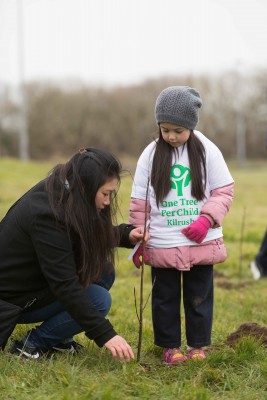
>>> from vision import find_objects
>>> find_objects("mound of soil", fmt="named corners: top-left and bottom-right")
top-left (225, 322), bottom-right (267, 347)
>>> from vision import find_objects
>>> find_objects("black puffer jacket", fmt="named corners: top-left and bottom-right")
top-left (0, 180), bottom-right (135, 347)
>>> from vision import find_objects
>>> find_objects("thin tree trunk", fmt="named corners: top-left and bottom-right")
top-left (137, 178), bottom-right (150, 363)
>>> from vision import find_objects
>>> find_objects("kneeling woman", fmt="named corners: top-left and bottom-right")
top-left (0, 147), bottom-right (144, 361)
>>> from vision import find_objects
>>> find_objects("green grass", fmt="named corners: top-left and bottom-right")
top-left (0, 157), bottom-right (267, 400)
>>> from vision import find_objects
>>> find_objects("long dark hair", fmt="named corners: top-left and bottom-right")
top-left (46, 147), bottom-right (121, 286)
top-left (151, 129), bottom-right (207, 207)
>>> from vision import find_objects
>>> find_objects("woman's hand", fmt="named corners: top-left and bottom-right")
top-left (129, 227), bottom-right (149, 245)
top-left (104, 335), bottom-right (134, 362)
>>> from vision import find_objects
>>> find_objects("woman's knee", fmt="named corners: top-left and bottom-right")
top-left (100, 288), bottom-right (112, 316)
top-left (85, 284), bottom-right (112, 316)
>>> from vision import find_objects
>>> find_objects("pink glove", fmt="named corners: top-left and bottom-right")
top-left (182, 216), bottom-right (211, 244)
top-left (133, 244), bottom-right (149, 269)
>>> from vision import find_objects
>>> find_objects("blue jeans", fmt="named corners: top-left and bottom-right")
top-left (18, 269), bottom-right (115, 351)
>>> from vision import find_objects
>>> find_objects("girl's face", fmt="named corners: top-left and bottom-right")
top-left (160, 122), bottom-right (190, 147)
top-left (95, 177), bottom-right (118, 211)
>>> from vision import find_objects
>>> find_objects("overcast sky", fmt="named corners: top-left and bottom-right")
top-left (0, 0), bottom-right (266, 87)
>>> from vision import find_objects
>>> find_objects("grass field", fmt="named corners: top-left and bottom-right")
top-left (0, 157), bottom-right (267, 400)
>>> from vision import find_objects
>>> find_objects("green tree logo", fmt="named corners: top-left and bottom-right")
top-left (170, 164), bottom-right (191, 196)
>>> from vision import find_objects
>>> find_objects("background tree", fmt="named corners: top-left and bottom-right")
top-left (0, 69), bottom-right (266, 161)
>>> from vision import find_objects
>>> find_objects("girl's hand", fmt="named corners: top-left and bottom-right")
top-left (129, 227), bottom-right (149, 245)
top-left (132, 244), bottom-right (149, 268)
top-left (182, 216), bottom-right (211, 243)
top-left (104, 335), bottom-right (134, 362)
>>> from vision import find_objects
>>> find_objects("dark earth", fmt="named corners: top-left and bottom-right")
top-left (225, 322), bottom-right (267, 347)
top-left (213, 269), bottom-right (267, 347)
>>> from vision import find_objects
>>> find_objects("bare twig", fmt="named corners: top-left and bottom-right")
top-left (134, 287), bottom-right (140, 323)
top-left (143, 276), bottom-right (156, 311)
top-left (136, 177), bottom-right (150, 363)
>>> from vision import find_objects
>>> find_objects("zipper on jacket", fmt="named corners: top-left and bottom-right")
top-left (24, 297), bottom-right (37, 309)
top-left (215, 239), bottom-right (221, 249)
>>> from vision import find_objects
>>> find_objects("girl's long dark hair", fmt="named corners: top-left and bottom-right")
top-left (46, 148), bottom-right (121, 286)
top-left (151, 129), bottom-right (207, 207)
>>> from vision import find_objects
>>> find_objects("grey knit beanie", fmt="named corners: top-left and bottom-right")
top-left (155, 86), bottom-right (202, 130)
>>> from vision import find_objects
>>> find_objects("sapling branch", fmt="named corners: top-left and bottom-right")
top-left (136, 177), bottom-right (150, 363)
top-left (134, 287), bottom-right (140, 323)
top-left (143, 277), bottom-right (156, 311)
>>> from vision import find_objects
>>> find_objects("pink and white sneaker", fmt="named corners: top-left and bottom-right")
top-left (187, 348), bottom-right (206, 361)
top-left (162, 348), bottom-right (188, 365)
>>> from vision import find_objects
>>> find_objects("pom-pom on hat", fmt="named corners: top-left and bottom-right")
top-left (155, 86), bottom-right (202, 130)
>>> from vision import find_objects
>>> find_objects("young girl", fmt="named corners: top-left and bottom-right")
top-left (0, 147), bottom-right (145, 361)
top-left (129, 86), bottom-right (234, 365)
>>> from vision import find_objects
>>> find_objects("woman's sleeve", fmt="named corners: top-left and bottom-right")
top-left (115, 224), bottom-right (136, 248)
